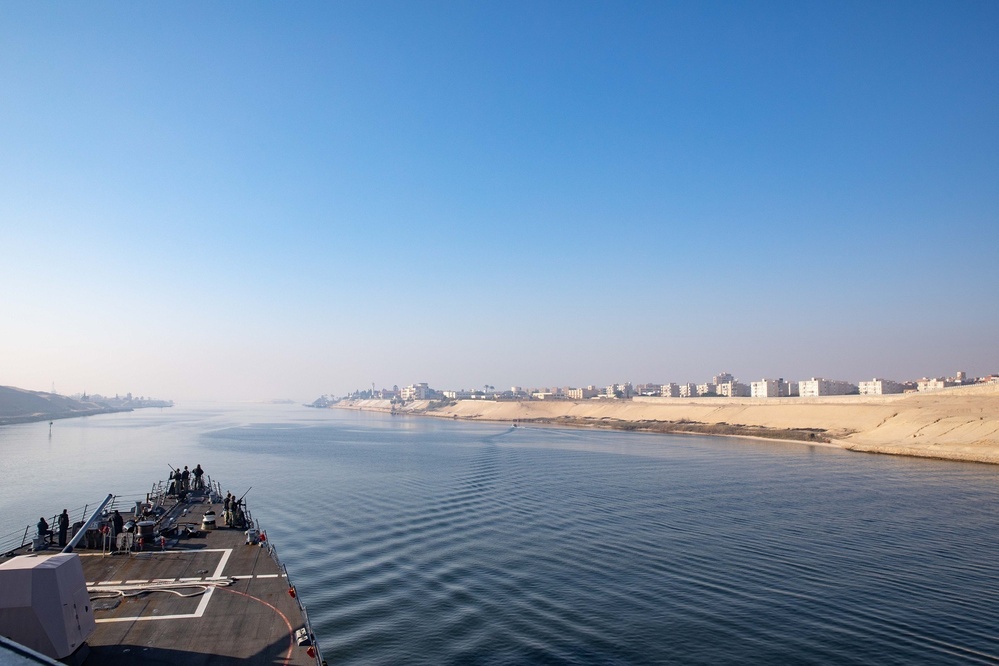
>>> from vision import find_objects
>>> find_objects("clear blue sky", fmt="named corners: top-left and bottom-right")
top-left (1, 1), bottom-right (997, 400)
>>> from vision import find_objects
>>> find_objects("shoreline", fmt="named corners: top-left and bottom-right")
top-left (331, 384), bottom-right (999, 465)
top-left (0, 406), bottom-right (132, 426)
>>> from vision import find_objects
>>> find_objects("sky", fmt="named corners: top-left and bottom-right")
top-left (1, 1), bottom-right (997, 401)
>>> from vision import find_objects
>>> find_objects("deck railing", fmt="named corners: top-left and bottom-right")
top-left (0, 500), bottom-right (112, 555)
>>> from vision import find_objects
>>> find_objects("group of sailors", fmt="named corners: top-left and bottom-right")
top-left (223, 491), bottom-right (246, 528)
top-left (168, 464), bottom-right (204, 495)
top-left (36, 508), bottom-right (126, 549)
top-left (36, 509), bottom-right (70, 548)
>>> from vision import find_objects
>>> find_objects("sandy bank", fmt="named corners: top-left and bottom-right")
top-left (335, 383), bottom-right (999, 465)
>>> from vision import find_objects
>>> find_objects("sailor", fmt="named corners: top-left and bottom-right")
top-left (111, 509), bottom-right (124, 537)
top-left (58, 509), bottom-right (70, 547)
top-left (193, 464), bottom-right (204, 490)
top-left (37, 516), bottom-right (50, 543)
top-left (223, 492), bottom-right (233, 527)
top-left (181, 466), bottom-right (190, 491)
top-left (232, 498), bottom-right (245, 529)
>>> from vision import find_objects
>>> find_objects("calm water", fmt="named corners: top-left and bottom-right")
top-left (3, 404), bottom-right (999, 664)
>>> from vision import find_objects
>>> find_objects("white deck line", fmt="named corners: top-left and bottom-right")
top-left (93, 548), bottom-right (234, 624)
top-left (211, 547), bottom-right (232, 579)
top-left (192, 586), bottom-right (215, 618)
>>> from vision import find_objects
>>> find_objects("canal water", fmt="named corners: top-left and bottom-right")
top-left (2, 403), bottom-right (999, 664)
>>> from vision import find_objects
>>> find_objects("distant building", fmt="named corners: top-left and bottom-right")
top-left (401, 383), bottom-right (432, 400)
top-left (660, 383), bottom-right (680, 398)
top-left (858, 378), bottom-right (904, 395)
top-left (798, 378), bottom-right (857, 397)
top-left (917, 378), bottom-right (957, 392)
top-left (716, 380), bottom-right (750, 397)
top-left (605, 383), bottom-right (633, 398)
top-left (442, 389), bottom-right (475, 399)
top-left (566, 387), bottom-right (599, 400)
top-left (696, 383), bottom-right (716, 396)
top-left (713, 372), bottom-right (734, 385)
top-left (751, 378), bottom-right (793, 398)
top-left (679, 383), bottom-right (698, 398)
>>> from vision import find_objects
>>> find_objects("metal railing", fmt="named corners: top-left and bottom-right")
top-left (262, 533), bottom-right (326, 666)
top-left (1, 500), bottom-right (109, 556)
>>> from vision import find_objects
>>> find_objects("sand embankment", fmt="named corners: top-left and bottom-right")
top-left (335, 383), bottom-right (999, 464)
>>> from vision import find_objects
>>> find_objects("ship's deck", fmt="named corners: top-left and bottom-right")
top-left (71, 489), bottom-right (321, 665)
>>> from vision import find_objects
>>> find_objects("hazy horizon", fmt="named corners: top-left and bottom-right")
top-left (2, 3), bottom-right (997, 402)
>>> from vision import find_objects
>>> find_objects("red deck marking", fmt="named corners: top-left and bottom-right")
top-left (219, 587), bottom-right (296, 665)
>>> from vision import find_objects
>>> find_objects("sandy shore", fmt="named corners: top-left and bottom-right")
top-left (334, 383), bottom-right (999, 465)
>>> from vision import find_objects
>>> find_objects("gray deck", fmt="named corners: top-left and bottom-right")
top-left (73, 491), bottom-right (322, 665)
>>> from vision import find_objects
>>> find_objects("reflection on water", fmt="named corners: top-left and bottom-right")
top-left (3, 404), bottom-right (999, 664)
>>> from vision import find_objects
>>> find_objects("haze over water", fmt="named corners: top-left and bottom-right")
top-left (2, 405), bottom-right (999, 664)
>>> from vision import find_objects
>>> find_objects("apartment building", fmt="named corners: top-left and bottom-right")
top-left (716, 380), bottom-right (750, 397)
top-left (798, 378), bottom-right (857, 397)
top-left (605, 383), bottom-right (633, 398)
top-left (660, 383), bottom-right (680, 398)
top-left (751, 378), bottom-right (793, 398)
top-left (858, 378), bottom-right (904, 395)
top-left (400, 382), bottom-right (432, 400)
top-left (917, 378), bottom-right (957, 392)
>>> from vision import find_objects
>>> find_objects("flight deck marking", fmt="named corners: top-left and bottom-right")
top-left (94, 548), bottom-right (236, 624)
top-left (211, 546), bottom-right (232, 579)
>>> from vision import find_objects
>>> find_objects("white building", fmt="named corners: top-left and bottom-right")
top-left (917, 378), bottom-right (957, 392)
top-left (566, 387), bottom-right (599, 400)
top-left (751, 378), bottom-right (793, 398)
top-left (696, 383), bottom-right (716, 396)
top-left (798, 378), bottom-right (857, 397)
top-left (679, 383), bottom-right (698, 398)
top-left (442, 389), bottom-right (481, 399)
top-left (716, 381), bottom-right (750, 397)
top-left (400, 382), bottom-right (432, 400)
top-left (660, 383), bottom-right (680, 398)
top-left (713, 372), bottom-right (734, 385)
top-left (858, 378), bottom-right (904, 395)
top-left (604, 383), bottom-right (633, 398)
